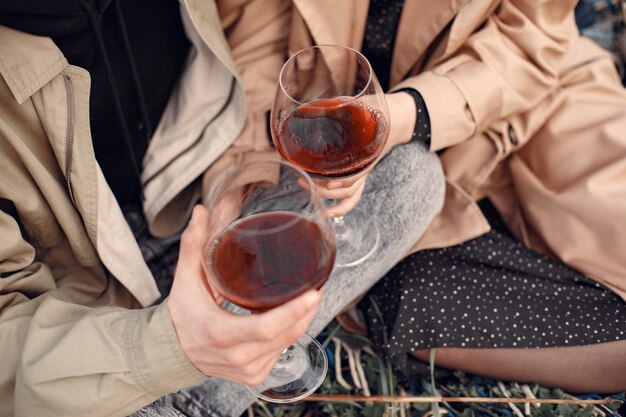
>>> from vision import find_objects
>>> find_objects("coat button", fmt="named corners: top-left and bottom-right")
top-left (508, 124), bottom-right (519, 145)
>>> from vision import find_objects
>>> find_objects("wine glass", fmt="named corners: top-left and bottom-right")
top-left (271, 44), bottom-right (390, 267)
top-left (202, 158), bottom-right (336, 403)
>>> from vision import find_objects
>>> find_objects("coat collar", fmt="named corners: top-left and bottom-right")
top-left (0, 0), bottom-right (235, 105)
top-left (391, 0), bottom-right (470, 86)
top-left (292, 0), bottom-right (369, 50)
top-left (292, 0), bottom-right (470, 88)
top-left (183, 0), bottom-right (238, 77)
top-left (0, 25), bottom-right (68, 104)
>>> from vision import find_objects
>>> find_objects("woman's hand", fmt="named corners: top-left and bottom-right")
top-left (167, 205), bottom-right (322, 386)
top-left (317, 91), bottom-right (417, 216)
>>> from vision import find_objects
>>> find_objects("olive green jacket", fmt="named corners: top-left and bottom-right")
top-left (0, 1), bottom-right (247, 415)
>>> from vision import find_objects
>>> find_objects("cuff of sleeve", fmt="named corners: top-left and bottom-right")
top-left (394, 88), bottom-right (432, 148)
top-left (392, 71), bottom-right (471, 152)
top-left (124, 302), bottom-right (207, 398)
top-left (392, 58), bottom-right (501, 153)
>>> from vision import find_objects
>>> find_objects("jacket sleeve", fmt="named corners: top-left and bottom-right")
top-left (0, 210), bottom-right (206, 417)
top-left (505, 40), bottom-right (626, 302)
top-left (392, 0), bottom-right (579, 152)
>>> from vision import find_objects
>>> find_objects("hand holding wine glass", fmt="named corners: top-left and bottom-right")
top-left (167, 203), bottom-right (323, 389)
top-left (315, 90), bottom-right (419, 216)
top-left (271, 44), bottom-right (390, 267)
top-left (200, 159), bottom-right (336, 402)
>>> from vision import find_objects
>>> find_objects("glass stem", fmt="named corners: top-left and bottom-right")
top-left (277, 345), bottom-right (295, 365)
top-left (332, 215), bottom-right (349, 236)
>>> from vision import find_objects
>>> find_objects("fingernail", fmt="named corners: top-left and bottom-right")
top-left (327, 181), bottom-right (342, 190)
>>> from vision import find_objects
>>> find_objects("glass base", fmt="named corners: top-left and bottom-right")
top-left (247, 334), bottom-right (328, 403)
top-left (333, 207), bottom-right (379, 268)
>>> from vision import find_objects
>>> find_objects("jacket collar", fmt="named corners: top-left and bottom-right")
top-left (183, 0), bottom-right (238, 77)
top-left (292, 0), bottom-right (470, 88)
top-left (292, 0), bottom-right (369, 50)
top-left (0, 25), bottom-right (68, 104)
top-left (391, 0), bottom-right (470, 85)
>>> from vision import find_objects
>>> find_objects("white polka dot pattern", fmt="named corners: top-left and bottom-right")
top-left (361, 205), bottom-right (626, 376)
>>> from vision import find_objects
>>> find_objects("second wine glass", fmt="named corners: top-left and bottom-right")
top-left (271, 44), bottom-right (390, 267)
top-left (202, 159), bottom-right (336, 403)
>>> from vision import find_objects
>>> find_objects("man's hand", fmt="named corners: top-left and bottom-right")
top-left (167, 205), bottom-right (322, 386)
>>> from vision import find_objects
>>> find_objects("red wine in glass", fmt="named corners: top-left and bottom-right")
top-left (271, 45), bottom-right (390, 267)
top-left (274, 98), bottom-right (388, 178)
top-left (203, 159), bottom-right (335, 403)
top-left (209, 211), bottom-right (336, 311)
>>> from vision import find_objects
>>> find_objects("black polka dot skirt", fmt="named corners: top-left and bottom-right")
top-left (360, 200), bottom-right (626, 375)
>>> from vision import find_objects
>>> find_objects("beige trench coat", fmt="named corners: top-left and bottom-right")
top-left (0, 1), bottom-right (251, 415)
top-left (219, 0), bottom-right (626, 301)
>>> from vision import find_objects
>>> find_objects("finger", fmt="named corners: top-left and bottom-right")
top-left (177, 205), bottom-right (209, 268)
top-left (313, 170), bottom-right (364, 191)
top-left (205, 345), bottom-right (285, 386)
top-left (250, 349), bottom-right (287, 386)
top-left (253, 289), bottom-right (321, 337)
top-left (214, 290), bottom-right (321, 345)
top-left (210, 303), bottom-right (319, 384)
top-left (174, 205), bottom-right (221, 304)
top-left (201, 303), bottom-right (317, 381)
top-left (248, 298), bottom-right (319, 353)
top-left (326, 180), bottom-right (366, 216)
top-left (315, 177), bottom-right (366, 201)
top-left (213, 285), bottom-right (324, 354)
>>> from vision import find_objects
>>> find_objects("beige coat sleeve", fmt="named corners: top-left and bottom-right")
top-left (505, 39), bottom-right (626, 301)
top-left (393, 0), bottom-right (579, 152)
top-left (0, 210), bottom-right (205, 417)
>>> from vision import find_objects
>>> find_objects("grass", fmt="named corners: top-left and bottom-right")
top-left (244, 321), bottom-right (625, 417)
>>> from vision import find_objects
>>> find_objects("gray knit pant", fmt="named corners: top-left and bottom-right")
top-left (131, 140), bottom-right (445, 417)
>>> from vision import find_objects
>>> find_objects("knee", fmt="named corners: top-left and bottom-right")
top-left (376, 140), bottom-right (446, 222)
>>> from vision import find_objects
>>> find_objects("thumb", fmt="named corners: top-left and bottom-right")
top-left (176, 204), bottom-right (209, 278)
top-left (175, 204), bottom-right (226, 305)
